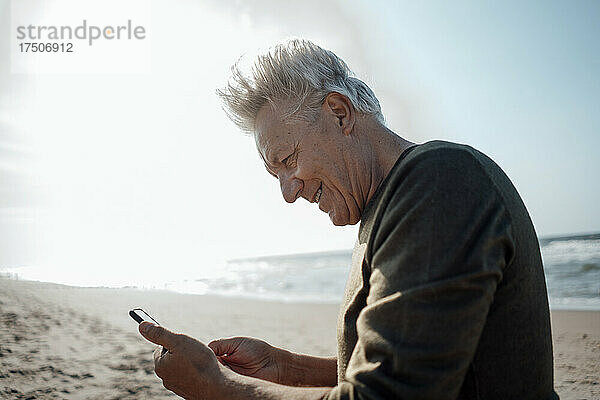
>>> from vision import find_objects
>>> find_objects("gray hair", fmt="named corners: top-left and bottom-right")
top-left (217, 39), bottom-right (385, 134)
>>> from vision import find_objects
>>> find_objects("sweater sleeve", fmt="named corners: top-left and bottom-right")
top-left (324, 147), bottom-right (515, 400)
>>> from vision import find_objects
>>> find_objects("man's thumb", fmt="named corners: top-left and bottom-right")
top-left (139, 322), bottom-right (178, 349)
top-left (208, 337), bottom-right (240, 356)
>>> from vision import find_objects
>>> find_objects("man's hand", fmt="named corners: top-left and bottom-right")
top-left (208, 336), bottom-right (288, 385)
top-left (209, 336), bottom-right (338, 388)
top-left (139, 321), bottom-right (225, 400)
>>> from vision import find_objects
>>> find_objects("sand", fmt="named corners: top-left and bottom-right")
top-left (551, 310), bottom-right (600, 399)
top-left (0, 277), bottom-right (598, 399)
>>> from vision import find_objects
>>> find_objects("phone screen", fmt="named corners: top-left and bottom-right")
top-left (129, 308), bottom-right (160, 325)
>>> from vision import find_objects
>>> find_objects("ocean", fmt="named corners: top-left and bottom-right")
top-left (539, 233), bottom-right (600, 309)
top-left (2, 233), bottom-right (599, 310)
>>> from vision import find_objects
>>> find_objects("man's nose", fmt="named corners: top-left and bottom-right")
top-left (279, 172), bottom-right (302, 203)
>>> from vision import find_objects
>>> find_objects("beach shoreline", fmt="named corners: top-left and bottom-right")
top-left (1, 278), bottom-right (598, 399)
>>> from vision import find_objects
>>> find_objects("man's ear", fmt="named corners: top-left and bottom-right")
top-left (324, 93), bottom-right (355, 136)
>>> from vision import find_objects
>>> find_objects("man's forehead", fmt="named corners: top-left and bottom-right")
top-left (254, 104), bottom-right (286, 159)
top-left (254, 127), bottom-right (277, 163)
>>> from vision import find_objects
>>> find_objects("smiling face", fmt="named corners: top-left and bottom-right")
top-left (254, 96), bottom-right (365, 226)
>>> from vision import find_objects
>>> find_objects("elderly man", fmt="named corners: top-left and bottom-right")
top-left (138, 39), bottom-right (558, 399)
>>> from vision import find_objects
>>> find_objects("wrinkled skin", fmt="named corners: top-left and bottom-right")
top-left (255, 93), bottom-right (371, 226)
top-left (254, 93), bottom-right (413, 226)
top-left (208, 336), bottom-right (286, 384)
top-left (140, 322), bottom-right (224, 399)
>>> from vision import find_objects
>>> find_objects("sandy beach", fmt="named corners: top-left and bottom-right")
top-left (1, 277), bottom-right (598, 399)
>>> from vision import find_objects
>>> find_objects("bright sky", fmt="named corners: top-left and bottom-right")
top-left (0, 0), bottom-right (598, 285)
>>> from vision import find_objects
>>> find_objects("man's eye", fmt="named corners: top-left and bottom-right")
top-left (281, 153), bottom-right (293, 166)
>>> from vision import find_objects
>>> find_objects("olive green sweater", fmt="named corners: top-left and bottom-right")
top-left (324, 141), bottom-right (558, 400)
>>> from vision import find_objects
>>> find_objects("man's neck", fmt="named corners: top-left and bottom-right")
top-left (363, 124), bottom-right (415, 208)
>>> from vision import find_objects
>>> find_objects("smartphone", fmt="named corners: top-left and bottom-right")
top-left (129, 308), bottom-right (160, 325)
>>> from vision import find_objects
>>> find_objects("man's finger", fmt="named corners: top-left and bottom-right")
top-left (207, 337), bottom-right (240, 356)
top-left (216, 357), bottom-right (234, 370)
top-left (139, 321), bottom-right (179, 349)
top-left (153, 345), bottom-right (162, 360)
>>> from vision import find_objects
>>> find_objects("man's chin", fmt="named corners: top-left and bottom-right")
top-left (329, 209), bottom-right (360, 226)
